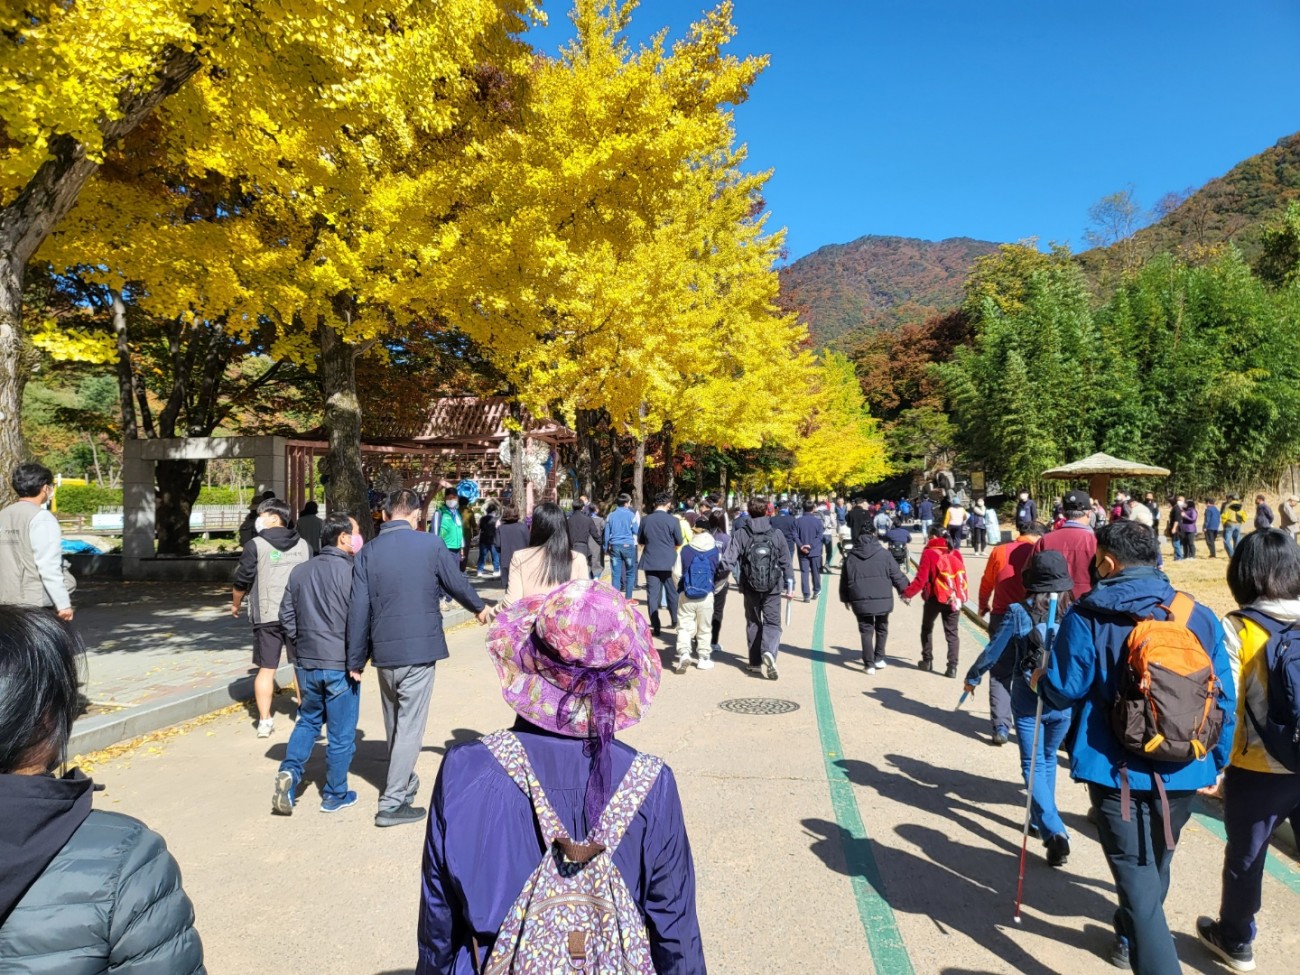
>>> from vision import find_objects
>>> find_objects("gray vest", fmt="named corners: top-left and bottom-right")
top-left (0, 501), bottom-right (52, 607)
top-left (250, 536), bottom-right (311, 623)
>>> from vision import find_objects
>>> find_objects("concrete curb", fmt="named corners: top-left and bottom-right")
top-left (69, 603), bottom-right (477, 755)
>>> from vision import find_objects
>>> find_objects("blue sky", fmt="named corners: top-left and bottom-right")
top-left (529, 1), bottom-right (1300, 260)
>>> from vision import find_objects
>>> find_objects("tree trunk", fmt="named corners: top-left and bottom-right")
top-left (319, 321), bottom-right (371, 536)
top-left (508, 404), bottom-right (528, 515)
top-left (575, 408), bottom-right (596, 501)
top-left (695, 446), bottom-right (705, 498)
top-left (607, 428), bottom-right (625, 508)
top-left (87, 433), bottom-right (103, 486)
top-left (0, 269), bottom-right (29, 504)
top-left (155, 458), bottom-right (206, 556)
top-left (632, 403), bottom-right (647, 513)
top-left (662, 421), bottom-right (675, 498)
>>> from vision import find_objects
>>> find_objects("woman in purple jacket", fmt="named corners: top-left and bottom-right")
top-left (417, 579), bottom-right (705, 974)
top-left (1181, 499), bottom-right (1199, 560)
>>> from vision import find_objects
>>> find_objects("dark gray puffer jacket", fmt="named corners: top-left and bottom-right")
top-left (0, 809), bottom-right (205, 973)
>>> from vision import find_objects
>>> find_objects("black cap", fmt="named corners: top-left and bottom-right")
top-left (1063, 489), bottom-right (1091, 513)
top-left (1022, 550), bottom-right (1074, 594)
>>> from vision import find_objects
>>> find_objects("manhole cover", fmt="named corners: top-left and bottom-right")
top-left (718, 698), bottom-right (801, 716)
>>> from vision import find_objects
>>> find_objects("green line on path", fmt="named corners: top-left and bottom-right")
top-left (809, 588), bottom-right (916, 975)
top-left (958, 611), bottom-right (1300, 895)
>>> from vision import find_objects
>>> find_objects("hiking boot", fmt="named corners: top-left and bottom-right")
top-left (944, 664), bottom-right (958, 679)
top-left (1109, 936), bottom-right (1129, 969)
top-left (761, 651), bottom-right (779, 681)
top-left (991, 728), bottom-right (1009, 746)
top-left (375, 803), bottom-right (426, 828)
top-left (673, 654), bottom-right (691, 675)
top-left (1046, 833), bottom-right (1070, 867)
top-left (321, 791), bottom-right (358, 814)
top-left (271, 770), bottom-right (295, 816)
top-left (257, 718), bottom-right (274, 739)
top-left (918, 658), bottom-right (934, 672)
top-left (1196, 917), bottom-right (1255, 972)
top-left (695, 654), bottom-right (714, 671)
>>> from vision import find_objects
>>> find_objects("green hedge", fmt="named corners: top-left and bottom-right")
top-left (55, 484), bottom-right (250, 515)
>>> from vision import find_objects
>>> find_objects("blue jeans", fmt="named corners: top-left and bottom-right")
top-left (1224, 523), bottom-right (1242, 557)
top-left (1170, 533), bottom-right (1182, 560)
top-left (477, 543), bottom-right (500, 574)
top-left (279, 668), bottom-right (360, 801)
top-left (1011, 678), bottom-right (1070, 839)
top-left (610, 543), bottom-right (637, 599)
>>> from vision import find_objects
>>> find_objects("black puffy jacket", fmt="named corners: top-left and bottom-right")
top-left (0, 790), bottom-right (204, 974)
top-left (838, 537), bottom-right (909, 616)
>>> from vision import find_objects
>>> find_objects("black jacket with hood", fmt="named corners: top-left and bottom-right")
top-left (279, 545), bottom-right (354, 670)
top-left (0, 770), bottom-right (204, 973)
top-left (839, 537), bottom-right (909, 616)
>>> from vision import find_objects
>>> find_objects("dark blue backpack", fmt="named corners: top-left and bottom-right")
top-left (1234, 608), bottom-right (1300, 772)
top-left (683, 548), bottom-right (719, 600)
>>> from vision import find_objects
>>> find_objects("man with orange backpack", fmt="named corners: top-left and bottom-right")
top-left (1038, 521), bottom-right (1235, 975)
top-left (903, 525), bottom-right (968, 677)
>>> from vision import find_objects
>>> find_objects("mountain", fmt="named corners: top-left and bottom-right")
top-left (779, 235), bottom-right (1000, 347)
top-left (1078, 131), bottom-right (1300, 280)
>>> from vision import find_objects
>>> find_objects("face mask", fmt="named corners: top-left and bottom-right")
top-left (446, 499), bottom-right (459, 510)
top-left (254, 516), bottom-right (267, 533)
top-left (1019, 493), bottom-right (1028, 501)
top-left (351, 533), bottom-right (364, 555)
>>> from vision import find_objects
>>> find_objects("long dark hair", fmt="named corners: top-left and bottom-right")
top-left (0, 607), bottom-right (84, 773)
top-left (528, 502), bottom-right (574, 587)
top-left (1027, 591), bottom-right (1075, 620)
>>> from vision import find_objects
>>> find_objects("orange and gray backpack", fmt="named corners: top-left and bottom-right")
top-left (1109, 592), bottom-right (1224, 763)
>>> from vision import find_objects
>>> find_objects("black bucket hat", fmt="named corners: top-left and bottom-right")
top-left (1021, 550), bottom-right (1073, 594)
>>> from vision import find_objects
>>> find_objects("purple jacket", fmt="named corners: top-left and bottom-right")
top-left (1181, 506), bottom-right (1198, 531)
top-left (417, 721), bottom-right (705, 974)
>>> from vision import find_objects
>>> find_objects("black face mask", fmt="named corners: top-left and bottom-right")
top-left (1088, 559), bottom-right (1103, 589)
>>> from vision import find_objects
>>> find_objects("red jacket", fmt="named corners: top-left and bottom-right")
top-left (904, 537), bottom-right (965, 602)
top-left (978, 538), bottom-right (1034, 616)
top-left (1032, 521), bottom-right (1097, 597)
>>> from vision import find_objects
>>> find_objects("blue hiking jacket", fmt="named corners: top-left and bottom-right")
top-left (1040, 566), bottom-right (1236, 792)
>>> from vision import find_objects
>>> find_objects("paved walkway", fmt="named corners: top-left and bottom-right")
top-left (81, 556), bottom-right (1300, 975)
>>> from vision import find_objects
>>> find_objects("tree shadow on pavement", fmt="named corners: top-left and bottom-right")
top-left (803, 817), bottom-right (1122, 975)
top-left (264, 727), bottom-right (482, 797)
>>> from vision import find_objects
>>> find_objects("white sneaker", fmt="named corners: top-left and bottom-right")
top-left (696, 655), bottom-right (714, 670)
top-left (761, 651), bottom-right (779, 681)
top-left (673, 655), bottom-right (691, 674)
top-left (875, 658), bottom-right (888, 670)
top-left (257, 718), bottom-right (274, 738)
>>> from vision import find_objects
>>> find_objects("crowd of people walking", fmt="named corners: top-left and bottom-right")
top-left (3, 463), bottom-right (1300, 974)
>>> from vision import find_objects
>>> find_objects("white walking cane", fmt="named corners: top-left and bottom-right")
top-left (1013, 592), bottom-right (1058, 924)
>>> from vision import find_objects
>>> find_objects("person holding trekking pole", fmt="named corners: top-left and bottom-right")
top-left (1036, 521), bottom-right (1235, 974)
top-left (963, 551), bottom-right (1076, 868)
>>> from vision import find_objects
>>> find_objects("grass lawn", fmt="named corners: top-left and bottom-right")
top-left (1159, 541), bottom-right (1236, 618)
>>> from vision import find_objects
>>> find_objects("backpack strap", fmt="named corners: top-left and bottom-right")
top-left (588, 752), bottom-right (664, 850)
top-left (480, 730), bottom-right (571, 845)
top-left (1166, 592), bottom-right (1195, 625)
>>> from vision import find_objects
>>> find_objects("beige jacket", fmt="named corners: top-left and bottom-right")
top-left (505, 547), bottom-right (590, 605)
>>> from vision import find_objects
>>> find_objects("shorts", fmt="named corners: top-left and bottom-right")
top-left (252, 623), bottom-right (296, 669)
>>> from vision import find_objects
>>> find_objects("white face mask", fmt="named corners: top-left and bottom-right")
top-left (446, 498), bottom-right (459, 510)
top-left (254, 516), bottom-right (267, 533)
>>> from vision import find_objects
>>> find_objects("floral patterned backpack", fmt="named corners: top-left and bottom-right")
top-left (474, 731), bottom-right (663, 974)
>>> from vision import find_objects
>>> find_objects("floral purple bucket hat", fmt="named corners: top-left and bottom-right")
top-left (486, 578), bottom-right (662, 739)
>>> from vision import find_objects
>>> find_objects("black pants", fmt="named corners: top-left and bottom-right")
top-left (1204, 529), bottom-right (1219, 558)
top-left (947, 525), bottom-right (964, 549)
top-left (644, 570), bottom-right (678, 631)
top-left (711, 585), bottom-right (729, 646)
top-left (919, 598), bottom-right (960, 667)
top-left (854, 612), bottom-right (889, 665)
top-left (1088, 784), bottom-right (1193, 975)
top-left (971, 526), bottom-right (987, 554)
top-left (1181, 530), bottom-right (1197, 558)
top-left (742, 589), bottom-right (782, 666)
